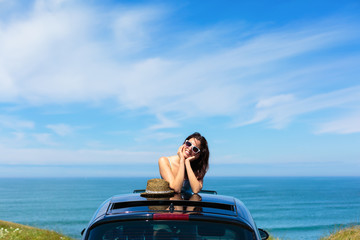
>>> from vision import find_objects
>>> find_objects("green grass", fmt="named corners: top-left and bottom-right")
top-left (320, 225), bottom-right (360, 240)
top-left (265, 225), bottom-right (360, 240)
top-left (267, 236), bottom-right (281, 240)
top-left (0, 220), bottom-right (74, 240)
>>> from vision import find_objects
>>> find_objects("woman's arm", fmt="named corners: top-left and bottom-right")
top-left (184, 158), bottom-right (203, 194)
top-left (158, 146), bottom-right (186, 193)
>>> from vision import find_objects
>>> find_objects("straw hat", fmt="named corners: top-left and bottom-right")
top-left (140, 178), bottom-right (175, 197)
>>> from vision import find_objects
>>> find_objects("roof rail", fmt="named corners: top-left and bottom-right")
top-left (199, 190), bottom-right (217, 195)
top-left (133, 189), bottom-right (145, 193)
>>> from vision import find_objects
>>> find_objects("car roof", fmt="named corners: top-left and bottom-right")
top-left (88, 192), bottom-right (257, 231)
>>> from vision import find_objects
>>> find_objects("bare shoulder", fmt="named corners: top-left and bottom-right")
top-left (158, 156), bottom-right (169, 165)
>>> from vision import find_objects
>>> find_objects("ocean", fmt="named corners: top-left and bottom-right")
top-left (0, 177), bottom-right (359, 240)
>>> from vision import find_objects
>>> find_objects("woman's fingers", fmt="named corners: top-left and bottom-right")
top-left (177, 145), bottom-right (185, 159)
top-left (177, 145), bottom-right (182, 154)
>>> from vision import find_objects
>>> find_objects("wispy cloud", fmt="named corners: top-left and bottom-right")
top-left (111, 6), bottom-right (165, 54)
top-left (0, 0), bottom-right (359, 176)
top-left (46, 123), bottom-right (73, 136)
top-left (239, 86), bottom-right (360, 130)
top-left (32, 133), bottom-right (57, 146)
top-left (0, 0), bottom-right (359, 135)
top-left (0, 147), bottom-right (160, 165)
top-left (316, 112), bottom-right (360, 134)
top-left (0, 115), bottom-right (34, 130)
top-left (148, 114), bottom-right (180, 130)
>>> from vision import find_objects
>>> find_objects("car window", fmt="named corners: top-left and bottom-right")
top-left (88, 220), bottom-right (254, 240)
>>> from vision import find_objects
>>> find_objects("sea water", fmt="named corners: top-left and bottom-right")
top-left (0, 177), bottom-right (359, 240)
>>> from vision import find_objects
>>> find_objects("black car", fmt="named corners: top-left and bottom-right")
top-left (82, 190), bottom-right (269, 240)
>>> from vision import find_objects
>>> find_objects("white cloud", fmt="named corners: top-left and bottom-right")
top-left (112, 20), bottom-right (360, 123)
top-left (46, 123), bottom-right (72, 136)
top-left (149, 114), bottom-right (179, 130)
top-left (0, 115), bottom-right (34, 130)
top-left (316, 112), bottom-right (360, 134)
top-left (0, 147), bottom-right (160, 165)
top-left (0, 1), bottom-right (359, 134)
top-left (34, 0), bottom-right (71, 11)
top-left (111, 7), bottom-right (164, 53)
top-left (0, 131), bottom-right (27, 148)
top-left (135, 131), bottom-right (181, 143)
top-left (32, 133), bottom-right (57, 146)
top-left (256, 94), bottom-right (295, 108)
top-left (240, 86), bottom-right (360, 129)
top-left (0, 65), bottom-right (18, 101)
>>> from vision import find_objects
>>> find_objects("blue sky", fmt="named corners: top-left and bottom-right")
top-left (0, 0), bottom-right (359, 178)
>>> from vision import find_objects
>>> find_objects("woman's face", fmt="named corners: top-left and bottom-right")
top-left (183, 137), bottom-right (201, 160)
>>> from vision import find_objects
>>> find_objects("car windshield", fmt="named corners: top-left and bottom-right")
top-left (88, 220), bottom-right (254, 240)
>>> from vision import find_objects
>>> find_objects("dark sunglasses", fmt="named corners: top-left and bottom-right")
top-left (185, 140), bottom-right (201, 154)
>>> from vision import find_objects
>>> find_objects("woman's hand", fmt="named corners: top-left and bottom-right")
top-left (177, 145), bottom-right (185, 161)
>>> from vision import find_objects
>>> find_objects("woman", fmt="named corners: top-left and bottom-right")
top-left (158, 132), bottom-right (209, 194)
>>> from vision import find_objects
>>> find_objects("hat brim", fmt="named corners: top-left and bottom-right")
top-left (140, 190), bottom-right (175, 198)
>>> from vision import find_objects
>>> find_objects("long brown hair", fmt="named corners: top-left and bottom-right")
top-left (184, 132), bottom-right (209, 180)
